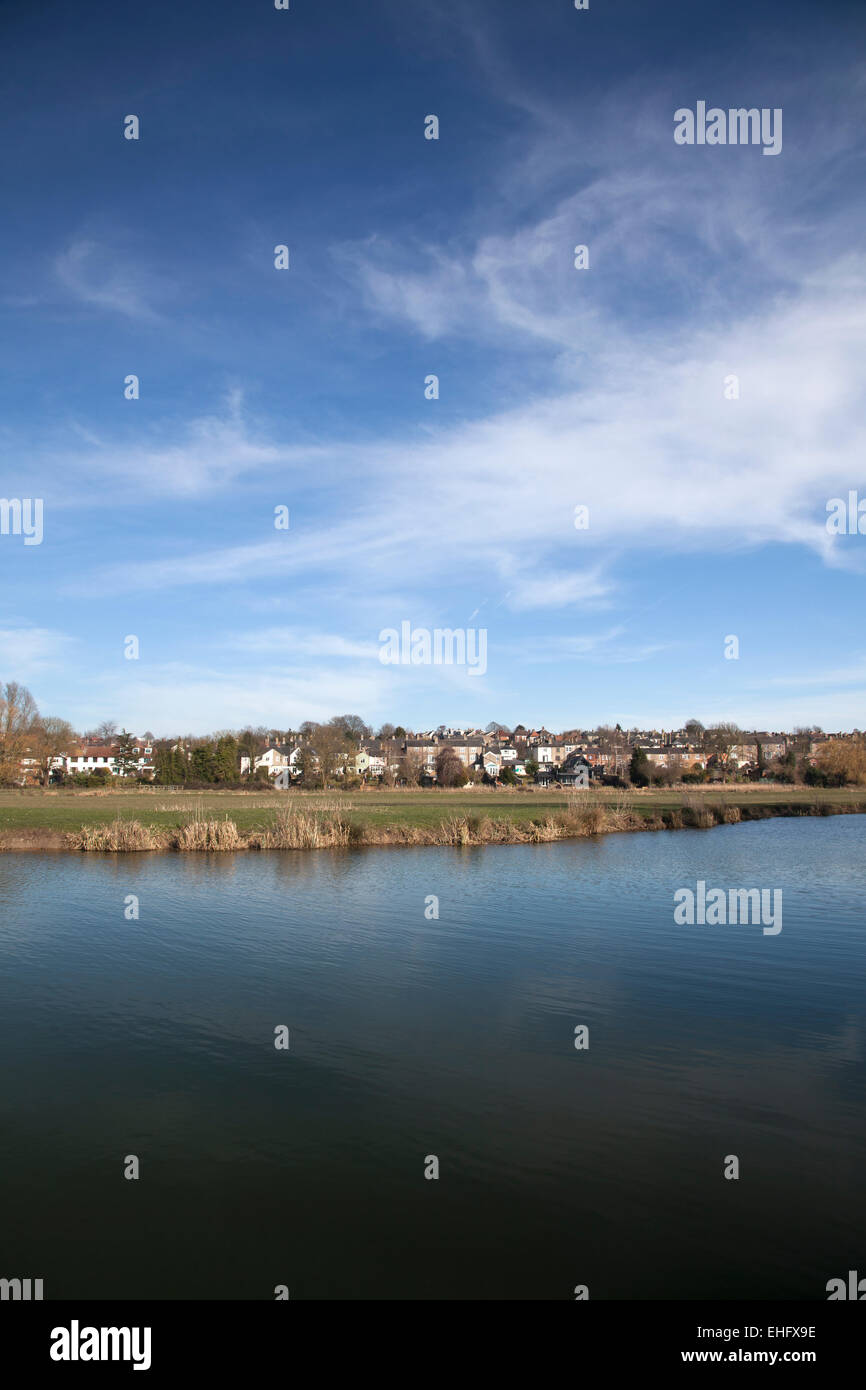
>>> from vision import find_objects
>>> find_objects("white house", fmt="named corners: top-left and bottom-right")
top-left (253, 747), bottom-right (292, 777)
top-left (66, 745), bottom-right (118, 776)
top-left (64, 737), bottom-right (154, 778)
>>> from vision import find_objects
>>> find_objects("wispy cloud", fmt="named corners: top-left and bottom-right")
top-left (54, 239), bottom-right (169, 323)
top-left (0, 626), bottom-right (76, 681)
top-left (229, 628), bottom-right (379, 660)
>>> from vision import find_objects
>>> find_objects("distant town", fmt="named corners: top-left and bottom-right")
top-left (2, 682), bottom-right (864, 788)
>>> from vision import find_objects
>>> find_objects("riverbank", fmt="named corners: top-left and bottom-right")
top-left (1, 786), bottom-right (864, 851)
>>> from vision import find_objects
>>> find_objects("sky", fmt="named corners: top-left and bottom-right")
top-left (1, 0), bottom-right (865, 736)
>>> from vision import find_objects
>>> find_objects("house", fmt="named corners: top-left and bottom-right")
top-left (483, 724), bottom-right (511, 746)
top-left (405, 735), bottom-right (485, 770)
top-left (253, 745), bottom-right (299, 778)
top-left (558, 766), bottom-right (590, 788)
top-left (405, 737), bottom-right (438, 770)
top-left (129, 738), bottom-right (155, 778)
top-left (353, 741), bottom-right (387, 780)
top-left (534, 764), bottom-right (555, 785)
top-left (449, 738), bottom-right (485, 767)
top-left (482, 750), bottom-right (502, 779)
top-left (558, 754), bottom-right (592, 788)
top-left (63, 736), bottom-right (155, 780)
top-left (752, 733), bottom-right (786, 761)
top-left (531, 742), bottom-right (557, 765)
top-left (65, 745), bottom-right (118, 776)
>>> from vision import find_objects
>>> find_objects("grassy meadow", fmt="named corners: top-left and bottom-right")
top-left (0, 783), bottom-right (864, 851)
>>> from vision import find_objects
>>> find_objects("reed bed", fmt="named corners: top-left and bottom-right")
top-left (169, 816), bottom-right (242, 851)
top-left (70, 819), bottom-right (161, 851)
top-left (249, 809), bottom-right (355, 849)
top-left (65, 796), bottom-right (866, 852)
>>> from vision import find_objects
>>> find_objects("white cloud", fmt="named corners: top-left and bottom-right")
top-left (229, 629), bottom-right (380, 660)
top-left (55, 240), bottom-right (169, 323)
top-left (0, 626), bottom-right (76, 681)
top-left (65, 250), bottom-right (866, 610)
top-left (503, 567), bottom-right (611, 611)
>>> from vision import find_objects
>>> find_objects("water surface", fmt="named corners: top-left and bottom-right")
top-left (0, 817), bottom-right (863, 1299)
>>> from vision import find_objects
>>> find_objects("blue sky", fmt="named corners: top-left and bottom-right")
top-left (1, 0), bottom-right (865, 735)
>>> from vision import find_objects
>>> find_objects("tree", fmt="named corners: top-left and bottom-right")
top-left (331, 714), bottom-right (371, 744)
top-left (154, 740), bottom-right (190, 785)
top-left (96, 719), bottom-right (118, 741)
top-left (396, 752), bottom-right (422, 786)
top-left (238, 726), bottom-right (268, 773)
top-left (394, 726), bottom-right (407, 738)
top-left (214, 735), bottom-right (239, 783)
top-left (814, 737), bottom-right (866, 786)
top-left (0, 681), bottom-right (40, 783)
top-left (33, 715), bottom-right (77, 785)
top-left (435, 745), bottom-right (467, 787)
top-left (303, 722), bottom-right (350, 788)
top-left (704, 723), bottom-right (741, 780)
top-left (684, 719), bottom-right (705, 747)
top-left (190, 742), bottom-right (217, 783)
top-left (114, 729), bottom-right (139, 779)
top-left (377, 722), bottom-right (396, 739)
top-left (629, 746), bottom-right (651, 787)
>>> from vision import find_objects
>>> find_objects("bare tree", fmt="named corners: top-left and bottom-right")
top-left (305, 721), bottom-right (350, 788)
top-left (0, 682), bottom-right (40, 783)
top-left (331, 714), bottom-right (371, 744)
top-left (705, 723), bottom-right (741, 779)
top-left (396, 751), bottom-right (422, 786)
top-left (35, 716), bottom-right (77, 785)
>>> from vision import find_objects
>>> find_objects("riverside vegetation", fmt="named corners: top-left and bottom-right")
top-left (0, 785), bottom-right (859, 852)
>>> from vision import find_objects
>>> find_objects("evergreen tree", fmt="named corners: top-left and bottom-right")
top-left (629, 745), bottom-right (651, 787)
top-left (214, 735), bottom-right (239, 783)
top-left (114, 729), bottom-right (138, 780)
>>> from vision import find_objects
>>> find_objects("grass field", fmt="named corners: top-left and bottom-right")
top-left (1, 782), bottom-right (864, 846)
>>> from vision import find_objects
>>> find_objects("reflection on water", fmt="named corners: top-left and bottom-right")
top-left (0, 816), bottom-right (863, 1299)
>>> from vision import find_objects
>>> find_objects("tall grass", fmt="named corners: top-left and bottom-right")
top-left (169, 816), bottom-right (242, 851)
top-left (70, 819), bottom-right (160, 851)
top-left (65, 794), bottom-right (866, 852)
top-left (251, 809), bottom-right (354, 849)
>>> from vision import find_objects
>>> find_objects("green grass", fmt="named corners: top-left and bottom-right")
top-left (1, 783), bottom-right (864, 837)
